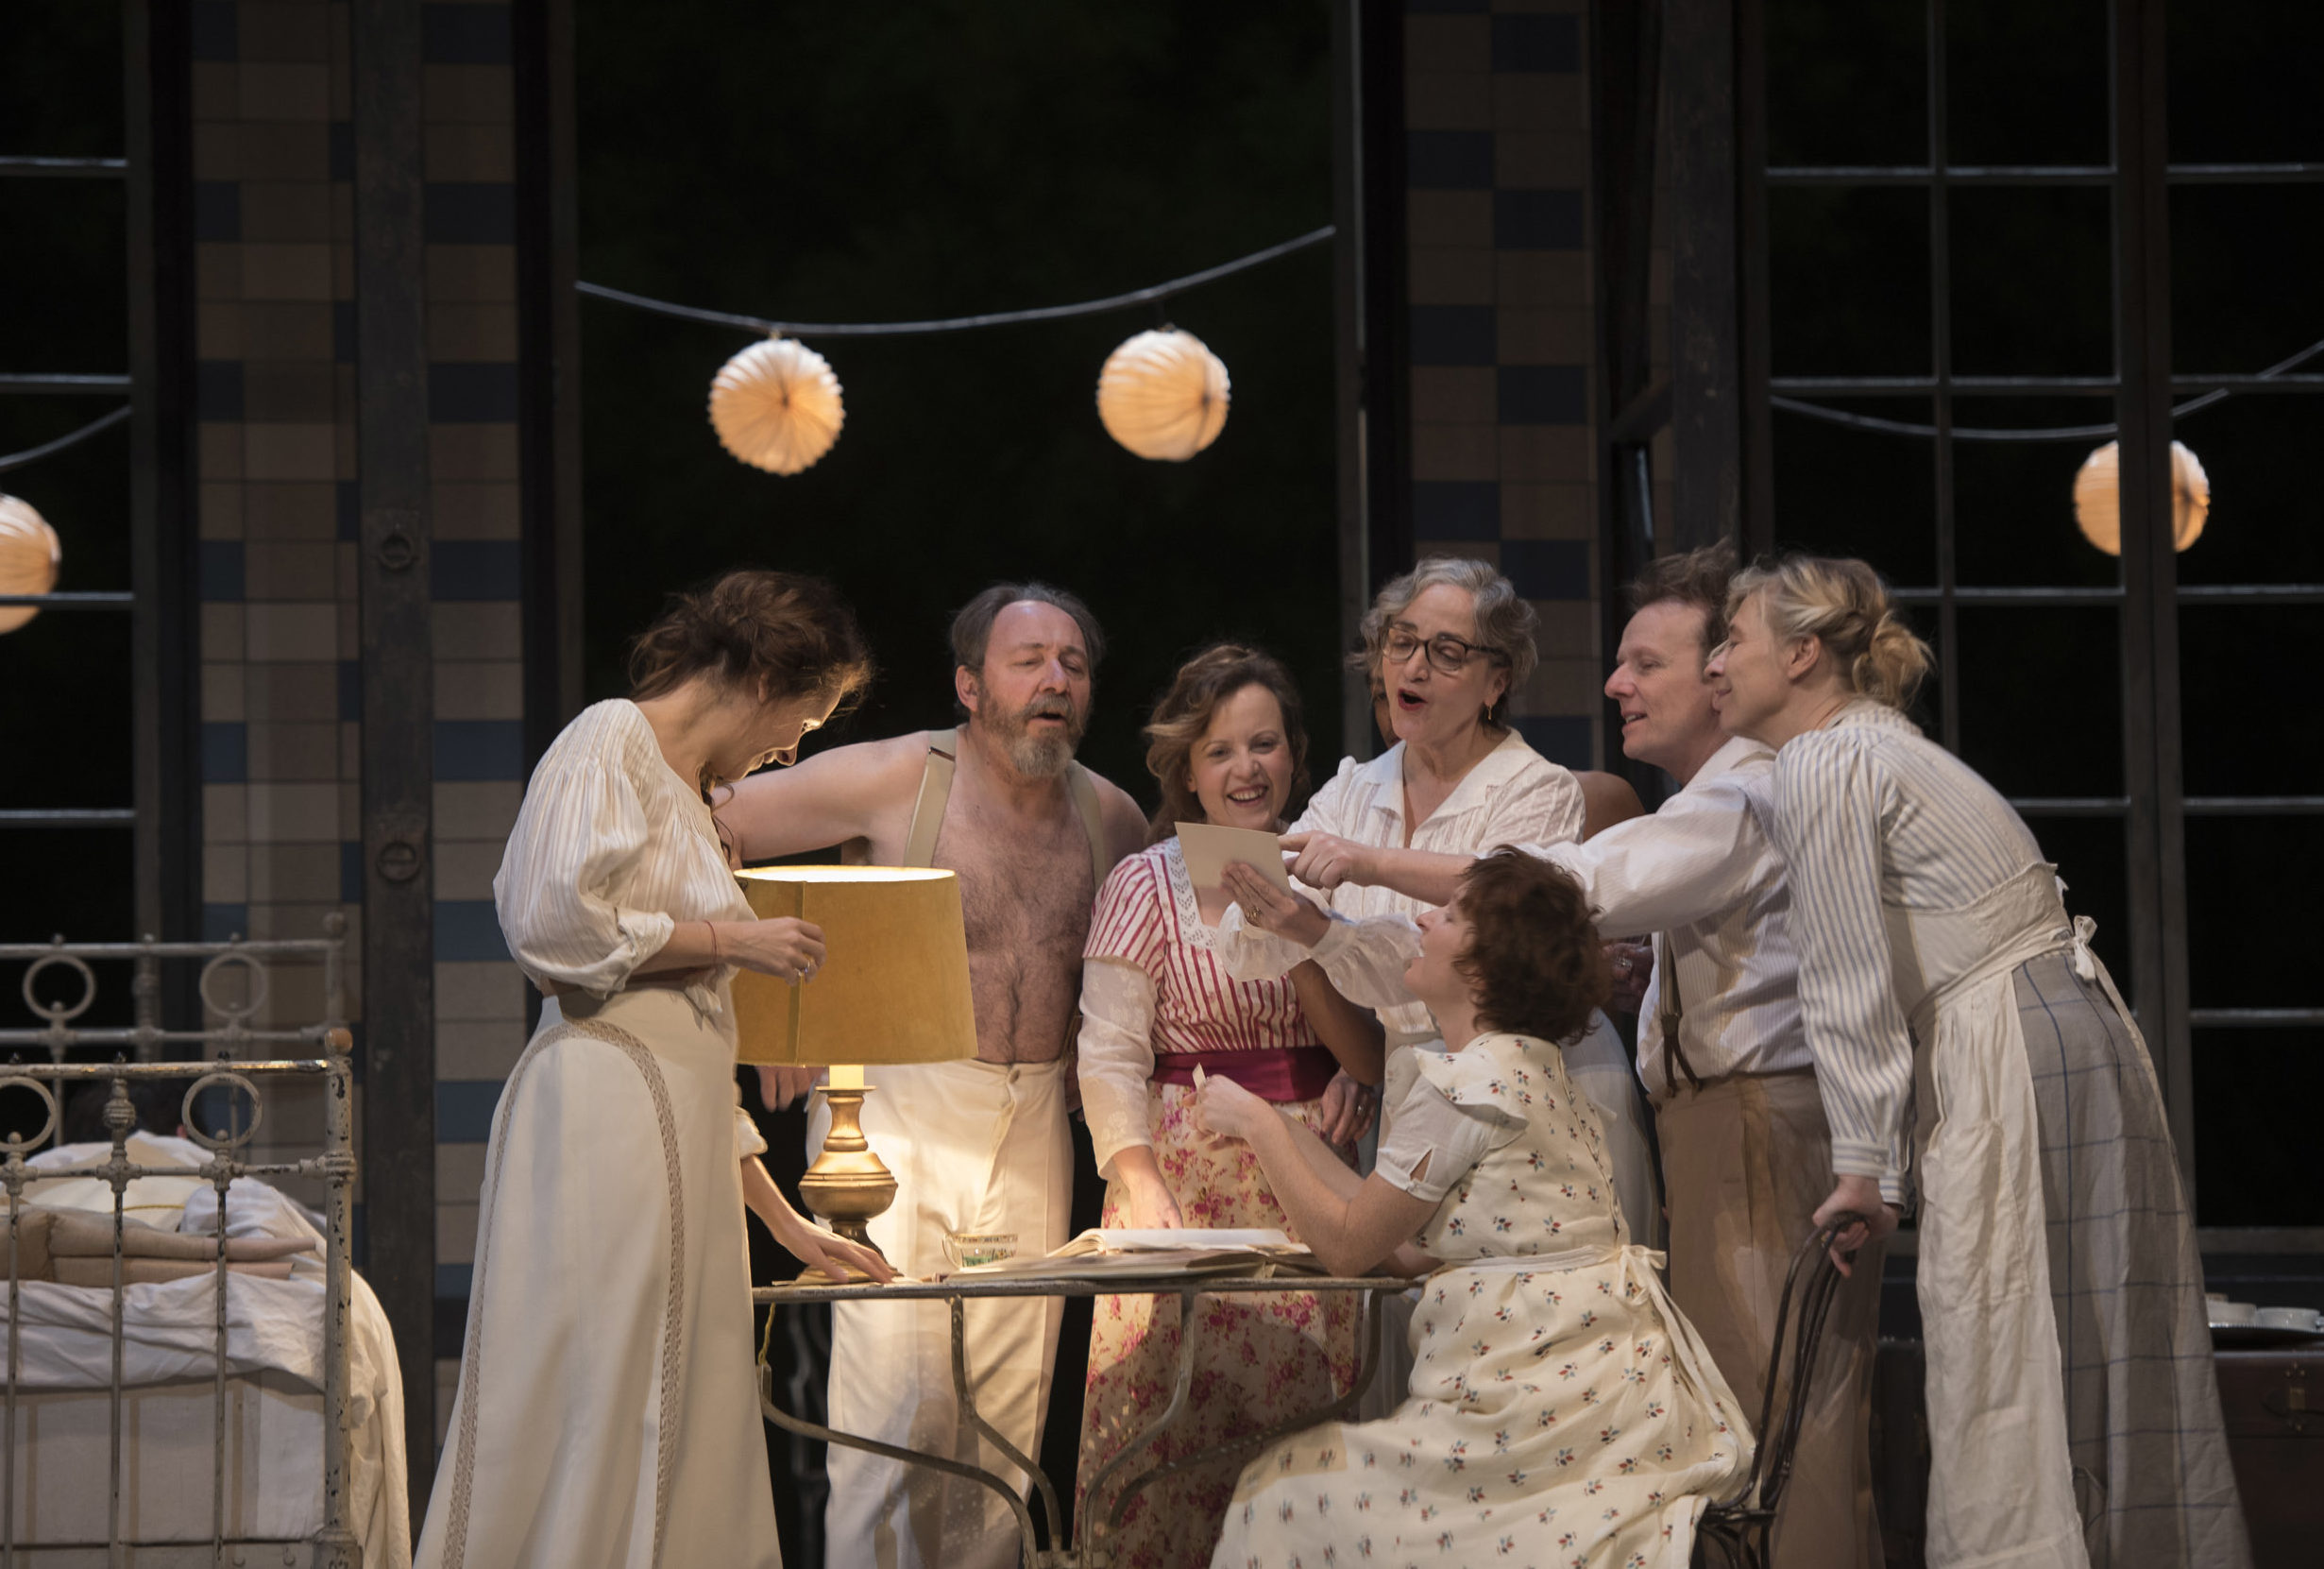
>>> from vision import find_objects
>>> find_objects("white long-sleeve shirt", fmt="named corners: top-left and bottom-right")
top-left (1213, 729), bottom-right (1586, 1041)
top-left (1528, 737), bottom-right (1808, 1088)
top-left (494, 700), bottom-right (764, 1158)
top-left (494, 700), bottom-right (755, 1017)
top-left (1768, 702), bottom-right (2046, 1204)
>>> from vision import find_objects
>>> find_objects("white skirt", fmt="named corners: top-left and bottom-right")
top-left (415, 989), bottom-right (778, 1569)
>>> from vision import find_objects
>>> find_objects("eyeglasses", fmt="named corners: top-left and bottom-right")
top-left (1381, 629), bottom-right (1508, 676)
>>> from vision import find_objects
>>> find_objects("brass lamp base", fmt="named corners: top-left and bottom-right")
top-left (794, 1083), bottom-right (898, 1285)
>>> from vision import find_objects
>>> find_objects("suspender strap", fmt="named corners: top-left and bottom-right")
top-left (1064, 763), bottom-right (1108, 889)
top-left (1656, 931), bottom-right (1704, 1096)
top-left (902, 726), bottom-right (1109, 886)
top-left (900, 729), bottom-right (958, 868)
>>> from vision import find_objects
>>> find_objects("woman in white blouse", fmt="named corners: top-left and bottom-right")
top-left (416, 571), bottom-right (892, 1569)
top-left (1215, 556), bottom-right (1656, 1230)
top-left (1707, 555), bottom-right (2246, 1569)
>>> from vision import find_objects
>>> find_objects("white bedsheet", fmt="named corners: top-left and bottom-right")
top-left (0, 1136), bottom-right (409, 1566)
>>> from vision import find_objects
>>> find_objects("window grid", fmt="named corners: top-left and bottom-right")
top-left (1743, 0), bottom-right (2324, 1225)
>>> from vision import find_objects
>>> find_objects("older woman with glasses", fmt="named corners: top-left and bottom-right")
top-left (1216, 556), bottom-right (1656, 1231)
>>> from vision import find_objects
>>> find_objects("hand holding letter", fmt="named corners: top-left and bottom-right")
top-left (1222, 861), bottom-right (1332, 947)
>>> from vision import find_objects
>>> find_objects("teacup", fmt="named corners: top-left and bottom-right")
top-left (2253, 1305), bottom-right (2320, 1332)
top-left (943, 1232), bottom-right (1018, 1271)
top-left (2209, 1301), bottom-right (2258, 1326)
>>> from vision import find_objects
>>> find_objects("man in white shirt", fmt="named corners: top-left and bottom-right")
top-left (1316, 546), bottom-right (1884, 1566)
top-left (1535, 546), bottom-right (1883, 1568)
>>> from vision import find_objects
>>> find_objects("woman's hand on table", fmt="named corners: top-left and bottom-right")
top-left (756, 1064), bottom-right (823, 1111)
top-left (724, 916), bottom-right (826, 982)
top-left (1121, 1173), bottom-right (1184, 1231)
top-left (1812, 1174), bottom-right (1901, 1275)
top-left (767, 1203), bottom-right (896, 1284)
top-left (1192, 1074), bottom-right (1277, 1145)
top-left (1280, 832), bottom-right (1376, 892)
top-left (1316, 1069), bottom-right (1378, 1147)
top-left (1221, 862), bottom-right (1332, 947)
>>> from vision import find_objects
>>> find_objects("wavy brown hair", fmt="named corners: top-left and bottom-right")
top-left (1455, 848), bottom-right (1610, 1044)
top-left (1141, 643), bottom-right (1310, 845)
top-left (628, 569), bottom-right (874, 711)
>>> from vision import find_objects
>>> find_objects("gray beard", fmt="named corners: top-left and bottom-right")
top-left (985, 701), bottom-right (1083, 778)
top-left (1003, 723), bottom-right (1077, 778)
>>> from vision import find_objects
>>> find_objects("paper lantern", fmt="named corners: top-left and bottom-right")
top-left (1096, 328), bottom-right (1230, 461)
top-left (0, 494), bottom-right (61, 635)
top-left (2072, 440), bottom-right (2209, 555)
top-left (708, 336), bottom-right (844, 475)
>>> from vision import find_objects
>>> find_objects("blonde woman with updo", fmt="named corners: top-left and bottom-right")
top-left (1706, 555), bottom-right (2247, 1569)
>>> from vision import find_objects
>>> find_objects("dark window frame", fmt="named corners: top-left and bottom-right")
top-left (1738, 0), bottom-right (2324, 1247)
top-left (0, 0), bottom-right (198, 959)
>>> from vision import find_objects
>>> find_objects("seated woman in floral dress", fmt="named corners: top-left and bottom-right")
top-left (1075, 643), bottom-right (1387, 1569)
top-left (1196, 849), bottom-right (1750, 1569)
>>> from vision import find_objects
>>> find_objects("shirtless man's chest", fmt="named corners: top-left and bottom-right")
top-left (927, 785), bottom-right (1095, 1066)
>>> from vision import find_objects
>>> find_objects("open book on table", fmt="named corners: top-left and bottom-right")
top-left (944, 1227), bottom-right (1326, 1282)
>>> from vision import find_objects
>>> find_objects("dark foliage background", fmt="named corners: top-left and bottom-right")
top-left (576, 0), bottom-right (1345, 806)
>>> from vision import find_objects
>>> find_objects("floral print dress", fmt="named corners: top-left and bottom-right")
top-left (1211, 1033), bottom-right (1752, 1569)
top-left (1077, 842), bottom-right (1364, 1569)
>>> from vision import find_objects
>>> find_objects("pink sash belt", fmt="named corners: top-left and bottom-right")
top-left (1152, 1045), bottom-right (1340, 1103)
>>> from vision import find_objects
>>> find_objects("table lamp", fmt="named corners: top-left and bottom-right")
top-left (733, 866), bottom-right (976, 1284)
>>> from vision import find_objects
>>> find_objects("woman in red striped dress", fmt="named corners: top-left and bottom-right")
top-left (1073, 643), bottom-right (1386, 1569)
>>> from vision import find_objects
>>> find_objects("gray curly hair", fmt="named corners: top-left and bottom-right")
top-left (1349, 555), bottom-right (1538, 727)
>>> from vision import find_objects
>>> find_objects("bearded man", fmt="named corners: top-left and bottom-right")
top-left (716, 582), bottom-right (1145, 1569)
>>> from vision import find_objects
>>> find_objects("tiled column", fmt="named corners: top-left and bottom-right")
top-left (190, 0), bottom-right (356, 1151)
top-left (1402, 0), bottom-right (1603, 766)
top-left (420, 0), bottom-right (532, 1447)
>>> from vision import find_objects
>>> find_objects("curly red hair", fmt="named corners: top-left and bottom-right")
top-left (1454, 849), bottom-right (1610, 1044)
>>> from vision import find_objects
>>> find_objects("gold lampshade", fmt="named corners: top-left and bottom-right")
top-left (732, 866), bottom-right (976, 1066)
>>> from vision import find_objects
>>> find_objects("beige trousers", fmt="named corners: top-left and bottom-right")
top-left (1655, 1068), bottom-right (1884, 1569)
top-left (811, 1059), bottom-right (1074, 1569)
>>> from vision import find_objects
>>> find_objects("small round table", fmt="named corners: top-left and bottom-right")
top-left (755, 1271), bottom-right (1417, 1569)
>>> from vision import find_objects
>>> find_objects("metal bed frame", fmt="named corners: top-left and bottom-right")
top-left (0, 925), bottom-right (359, 1568)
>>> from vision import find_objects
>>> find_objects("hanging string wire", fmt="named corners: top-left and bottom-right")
top-left (0, 404), bottom-right (131, 474)
top-left (1773, 333), bottom-right (2324, 442)
top-left (576, 224), bottom-right (1336, 338)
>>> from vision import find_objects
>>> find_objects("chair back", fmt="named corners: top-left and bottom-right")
top-left (1689, 1215), bottom-right (1858, 1569)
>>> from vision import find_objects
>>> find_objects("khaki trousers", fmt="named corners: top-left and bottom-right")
top-left (812, 1060), bottom-right (1074, 1569)
top-left (1655, 1069), bottom-right (1884, 1569)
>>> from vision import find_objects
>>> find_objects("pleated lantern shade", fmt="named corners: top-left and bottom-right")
top-left (730, 867), bottom-right (977, 1067)
top-left (0, 494), bottom-right (61, 635)
top-left (708, 336), bottom-right (845, 475)
top-left (2072, 440), bottom-right (2209, 555)
top-left (1096, 328), bottom-right (1230, 461)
